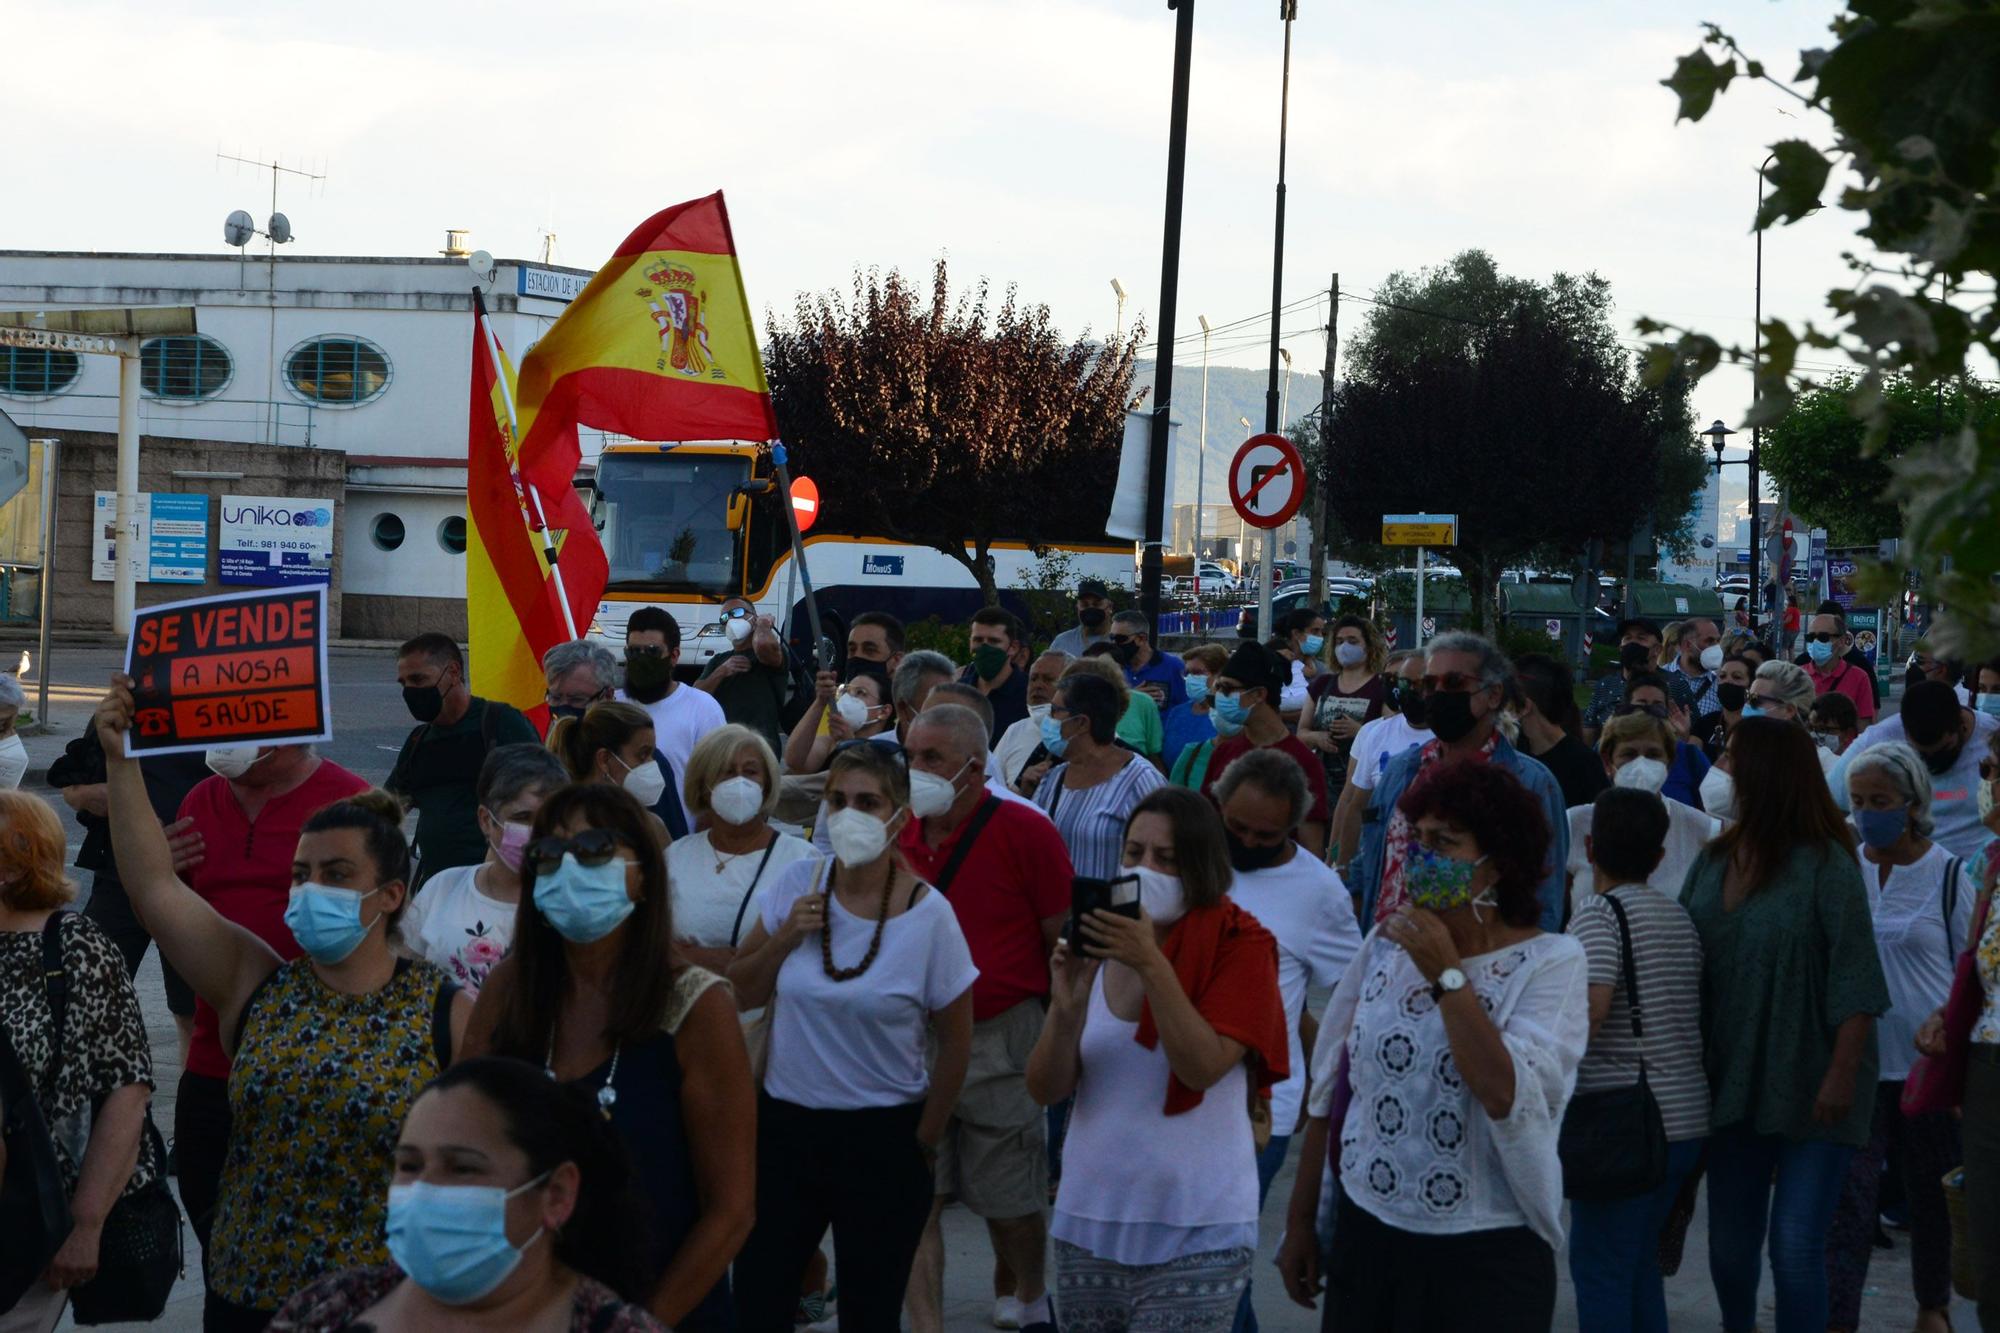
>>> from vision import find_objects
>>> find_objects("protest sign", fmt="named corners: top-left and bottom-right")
top-left (123, 584), bottom-right (332, 756)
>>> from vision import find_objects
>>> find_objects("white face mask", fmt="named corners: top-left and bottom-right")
top-left (1614, 756), bottom-right (1670, 794)
top-left (826, 807), bottom-right (893, 868)
top-left (1028, 702), bottom-right (1053, 723)
top-left (1700, 644), bottom-right (1725, 673)
top-left (617, 755), bottom-right (668, 808)
top-left (908, 760), bottom-right (970, 819)
top-left (724, 616), bottom-right (753, 644)
top-left (205, 745), bottom-right (268, 781)
top-left (709, 775), bottom-right (765, 827)
top-left (833, 692), bottom-right (872, 730)
top-left (1699, 766), bottom-right (1737, 820)
top-left (1133, 864), bottom-right (1186, 927)
top-left (0, 732), bottom-right (25, 789)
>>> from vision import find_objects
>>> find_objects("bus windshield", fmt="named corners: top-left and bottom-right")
top-left (593, 451), bottom-right (748, 596)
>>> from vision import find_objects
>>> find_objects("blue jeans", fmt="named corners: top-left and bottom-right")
top-left (1704, 1126), bottom-right (1853, 1333)
top-left (1229, 1133), bottom-right (1292, 1333)
top-left (1568, 1137), bottom-right (1704, 1333)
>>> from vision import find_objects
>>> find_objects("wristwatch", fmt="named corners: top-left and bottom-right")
top-left (1430, 967), bottom-right (1466, 1002)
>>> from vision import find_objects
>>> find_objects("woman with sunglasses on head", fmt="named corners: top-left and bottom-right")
top-left (785, 664), bottom-right (896, 777)
top-left (729, 741), bottom-right (978, 1332)
top-left (1679, 717), bottom-right (1889, 1333)
top-left (396, 744), bottom-right (568, 998)
top-left (461, 783), bottom-right (754, 1333)
top-left (94, 676), bottom-right (471, 1332)
top-left (1618, 672), bottom-right (1711, 812)
top-left (547, 702), bottom-right (671, 837)
top-left (268, 1057), bottom-right (664, 1332)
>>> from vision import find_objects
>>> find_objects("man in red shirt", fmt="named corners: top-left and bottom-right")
top-left (1803, 610), bottom-right (1878, 724)
top-left (1201, 641), bottom-right (1331, 855)
top-left (168, 741), bottom-right (368, 1282)
top-left (900, 703), bottom-right (1072, 1333)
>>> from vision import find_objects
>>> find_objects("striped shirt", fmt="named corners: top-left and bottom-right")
top-left (1034, 753), bottom-right (1166, 880)
top-left (1567, 884), bottom-right (1711, 1142)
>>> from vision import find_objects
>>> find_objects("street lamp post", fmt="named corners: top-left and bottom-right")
top-left (1111, 277), bottom-right (1128, 344)
top-left (1264, 2), bottom-right (1297, 439)
top-left (1704, 419), bottom-right (1753, 628)
top-left (1197, 314), bottom-right (1211, 569)
top-left (1750, 151), bottom-right (1774, 646)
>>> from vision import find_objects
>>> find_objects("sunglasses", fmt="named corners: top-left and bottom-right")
top-left (628, 644), bottom-right (666, 659)
top-left (527, 830), bottom-right (632, 876)
top-left (1108, 634), bottom-right (1137, 646)
top-left (1614, 702), bottom-right (1669, 719)
top-left (831, 736), bottom-right (903, 759)
top-left (1419, 673), bottom-right (1481, 695)
top-left (1805, 632), bottom-right (1839, 644)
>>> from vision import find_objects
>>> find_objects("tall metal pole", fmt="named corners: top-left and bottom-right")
top-left (1750, 151), bottom-right (1772, 649)
top-left (1139, 0), bottom-right (1197, 640)
top-left (113, 344), bottom-right (141, 635)
top-left (1308, 274), bottom-right (1337, 607)
top-left (34, 439), bottom-right (57, 730)
top-left (1257, 1), bottom-right (1295, 645)
top-left (1197, 317), bottom-right (1210, 566)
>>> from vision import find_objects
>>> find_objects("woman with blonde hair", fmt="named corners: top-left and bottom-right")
top-left (0, 791), bottom-right (156, 1333)
top-left (668, 724), bottom-right (818, 974)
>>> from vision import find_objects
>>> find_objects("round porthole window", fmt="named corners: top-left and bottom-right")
top-left (285, 337), bottom-right (392, 405)
top-left (139, 335), bottom-right (232, 400)
top-left (437, 515), bottom-right (467, 555)
top-left (371, 513), bottom-right (406, 551)
top-left (0, 346), bottom-right (81, 398)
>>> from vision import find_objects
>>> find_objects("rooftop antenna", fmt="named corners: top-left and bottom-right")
top-left (217, 150), bottom-right (327, 440)
top-left (539, 229), bottom-right (559, 265)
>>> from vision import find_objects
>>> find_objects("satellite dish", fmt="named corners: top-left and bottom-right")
top-left (468, 250), bottom-right (494, 279)
top-left (223, 209), bottom-right (255, 247)
top-left (267, 213), bottom-right (293, 244)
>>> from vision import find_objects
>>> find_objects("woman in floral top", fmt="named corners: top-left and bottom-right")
top-left (396, 744), bottom-right (568, 996)
top-left (270, 1058), bottom-right (665, 1333)
top-left (0, 791), bottom-right (155, 1333)
top-left (98, 679), bottom-right (472, 1331)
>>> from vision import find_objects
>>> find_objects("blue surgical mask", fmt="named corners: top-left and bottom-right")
top-left (1334, 642), bottom-right (1367, 667)
top-left (283, 883), bottom-right (382, 965)
top-left (1302, 634), bottom-right (1326, 656)
top-left (1184, 675), bottom-right (1210, 704)
top-left (387, 1175), bottom-right (549, 1305)
top-left (533, 853), bottom-right (636, 943)
top-left (1039, 712), bottom-right (1072, 759)
top-left (1741, 703), bottom-right (1766, 719)
top-left (1807, 640), bottom-right (1836, 666)
top-left (1855, 806), bottom-right (1910, 850)
top-left (1977, 693), bottom-right (2000, 718)
top-left (1211, 690), bottom-right (1251, 736)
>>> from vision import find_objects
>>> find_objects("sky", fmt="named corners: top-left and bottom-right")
top-left (2, 0), bottom-right (1872, 535)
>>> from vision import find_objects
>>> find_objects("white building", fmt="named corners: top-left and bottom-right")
top-left (0, 243), bottom-right (595, 637)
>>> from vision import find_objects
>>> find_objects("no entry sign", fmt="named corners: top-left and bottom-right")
top-left (124, 585), bottom-right (333, 756)
top-left (790, 475), bottom-right (821, 533)
top-left (1227, 433), bottom-right (1305, 531)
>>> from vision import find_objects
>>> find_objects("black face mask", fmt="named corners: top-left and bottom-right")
top-left (1715, 681), bottom-right (1748, 713)
top-left (549, 703), bottom-right (589, 722)
top-left (404, 681), bottom-right (447, 724)
top-left (1619, 642), bottom-right (1653, 671)
top-left (1226, 829), bottom-right (1288, 872)
top-left (1905, 666), bottom-right (1929, 690)
top-left (1395, 683), bottom-right (1428, 728)
top-left (1426, 689), bottom-right (1480, 743)
top-left (1921, 739), bottom-right (1965, 776)
top-left (1079, 607), bottom-right (1108, 630)
top-left (624, 653), bottom-right (674, 704)
top-left (1110, 640), bottom-right (1140, 667)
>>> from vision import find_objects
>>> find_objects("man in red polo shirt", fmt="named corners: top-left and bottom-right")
top-left (1201, 641), bottom-right (1331, 855)
top-left (168, 740), bottom-right (368, 1282)
top-left (900, 703), bottom-right (1071, 1333)
top-left (1802, 609), bottom-right (1878, 724)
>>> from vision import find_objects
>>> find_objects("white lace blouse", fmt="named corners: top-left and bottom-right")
top-left (1308, 929), bottom-right (1589, 1252)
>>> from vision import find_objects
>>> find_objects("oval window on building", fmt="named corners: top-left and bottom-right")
top-left (371, 513), bottom-right (406, 551)
top-left (0, 346), bottom-right (81, 398)
top-left (437, 515), bottom-right (467, 555)
top-left (140, 335), bottom-right (232, 401)
top-left (286, 337), bottom-right (391, 406)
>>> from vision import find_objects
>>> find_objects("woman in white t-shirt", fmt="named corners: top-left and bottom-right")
top-left (727, 740), bottom-right (977, 1332)
top-left (1566, 711), bottom-right (1719, 910)
top-left (1826, 742), bottom-right (1975, 1333)
top-left (667, 724), bottom-right (817, 974)
top-left (1332, 651), bottom-right (1430, 877)
top-left (396, 742), bottom-right (568, 996)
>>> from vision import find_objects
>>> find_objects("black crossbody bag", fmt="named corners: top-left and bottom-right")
top-left (1558, 892), bottom-right (1669, 1202)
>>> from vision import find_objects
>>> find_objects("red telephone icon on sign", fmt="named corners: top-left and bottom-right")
top-left (136, 709), bottom-right (171, 737)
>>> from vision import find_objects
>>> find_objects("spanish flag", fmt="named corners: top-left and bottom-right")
top-left (465, 291), bottom-right (607, 730)
top-left (514, 191), bottom-right (779, 501)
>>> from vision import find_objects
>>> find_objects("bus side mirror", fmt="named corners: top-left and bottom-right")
top-left (726, 493), bottom-right (749, 531)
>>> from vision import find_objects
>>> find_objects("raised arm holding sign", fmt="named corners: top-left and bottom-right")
top-left (122, 585), bottom-right (333, 757)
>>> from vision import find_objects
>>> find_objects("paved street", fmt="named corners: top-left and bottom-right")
top-left (4, 639), bottom-right (1970, 1331)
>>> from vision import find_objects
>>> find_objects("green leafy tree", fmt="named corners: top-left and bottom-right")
top-left (765, 259), bottom-right (1143, 606)
top-left (1322, 251), bottom-right (1704, 624)
top-left (1650, 4), bottom-right (2000, 655)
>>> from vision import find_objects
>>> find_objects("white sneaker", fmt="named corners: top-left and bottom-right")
top-left (992, 1295), bottom-right (1024, 1329)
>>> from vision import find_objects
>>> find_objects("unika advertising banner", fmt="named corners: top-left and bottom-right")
top-left (218, 494), bottom-right (334, 586)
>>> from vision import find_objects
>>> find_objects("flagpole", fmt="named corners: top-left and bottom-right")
top-left (768, 441), bottom-right (825, 671)
top-left (473, 287), bottom-right (580, 641)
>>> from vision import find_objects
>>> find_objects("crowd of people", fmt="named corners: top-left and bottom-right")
top-left (2, 585), bottom-right (1999, 1333)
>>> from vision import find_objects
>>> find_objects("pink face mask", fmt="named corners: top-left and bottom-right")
top-left (490, 815), bottom-right (533, 873)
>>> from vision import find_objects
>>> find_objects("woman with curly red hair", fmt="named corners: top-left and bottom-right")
top-left (1278, 760), bottom-right (1588, 1331)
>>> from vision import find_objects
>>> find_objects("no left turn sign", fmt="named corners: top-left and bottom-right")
top-left (1227, 433), bottom-right (1305, 531)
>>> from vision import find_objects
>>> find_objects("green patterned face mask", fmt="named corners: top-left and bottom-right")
top-left (1406, 843), bottom-right (1489, 914)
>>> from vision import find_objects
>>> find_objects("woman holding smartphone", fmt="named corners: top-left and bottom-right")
top-left (1027, 786), bottom-right (1288, 1332)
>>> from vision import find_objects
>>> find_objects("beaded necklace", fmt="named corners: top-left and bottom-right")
top-left (820, 859), bottom-right (896, 982)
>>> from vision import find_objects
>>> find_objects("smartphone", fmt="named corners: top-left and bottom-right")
top-left (1066, 873), bottom-right (1141, 948)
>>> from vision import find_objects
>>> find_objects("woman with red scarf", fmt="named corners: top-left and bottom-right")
top-left (1027, 786), bottom-right (1288, 1333)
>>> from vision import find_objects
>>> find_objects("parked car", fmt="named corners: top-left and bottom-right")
top-left (1237, 588), bottom-right (1334, 639)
